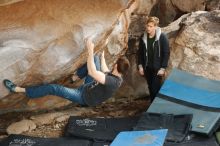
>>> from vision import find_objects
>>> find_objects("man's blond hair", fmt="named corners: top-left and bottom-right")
top-left (146, 16), bottom-right (159, 26)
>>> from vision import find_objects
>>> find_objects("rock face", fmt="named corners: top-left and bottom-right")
top-left (150, 0), bottom-right (219, 26)
top-left (0, 0), bottom-right (137, 113)
top-left (167, 10), bottom-right (220, 80)
top-left (0, 0), bottom-right (132, 96)
top-left (7, 119), bottom-right (36, 134)
top-left (0, 0), bottom-right (23, 6)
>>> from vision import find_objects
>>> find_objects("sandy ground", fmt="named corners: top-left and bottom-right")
top-left (0, 97), bottom-right (150, 139)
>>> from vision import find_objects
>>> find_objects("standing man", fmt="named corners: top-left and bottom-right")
top-left (3, 38), bottom-right (130, 106)
top-left (137, 16), bottom-right (170, 102)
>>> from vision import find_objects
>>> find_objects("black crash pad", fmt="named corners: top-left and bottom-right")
top-left (65, 116), bottom-right (140, 141)
top-left (0, 134), bottom-right (91, 146)
top-left (133, 112), bottom-right (193, 142)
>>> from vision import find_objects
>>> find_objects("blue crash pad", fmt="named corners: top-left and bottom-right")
top-left (110, 129), bottom-right (168, 146)
top-left (148, 68), bottom-right (220, 136)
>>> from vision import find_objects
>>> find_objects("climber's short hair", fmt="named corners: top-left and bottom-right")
top-left (146, 16), bottom-right (159, 26)
top-left (116, 56), bottom-right (130, 75)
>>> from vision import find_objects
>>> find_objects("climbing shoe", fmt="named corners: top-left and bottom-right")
top-left (3, 79), bottom-right (16, 92)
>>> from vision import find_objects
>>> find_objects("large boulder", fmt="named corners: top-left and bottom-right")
top-left (167, 10), bottom-right (220, 80)
top-left (0, 0), bottom-right (138, 113)
top-left (6, 119), bottom-right (36, 135)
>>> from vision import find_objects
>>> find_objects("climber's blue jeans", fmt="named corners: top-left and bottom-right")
top-left (25, 56), bottom-right (101, 105)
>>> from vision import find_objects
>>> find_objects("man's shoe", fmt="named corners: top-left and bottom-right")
top-left (3, 79), bottom-right (16, 92)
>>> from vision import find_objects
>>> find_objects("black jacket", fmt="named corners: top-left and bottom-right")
top-left (138, 28), bottom-right (170, 70)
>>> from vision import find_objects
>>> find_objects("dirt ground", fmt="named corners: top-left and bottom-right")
top-left (0, 97), bottom-right (150, 139)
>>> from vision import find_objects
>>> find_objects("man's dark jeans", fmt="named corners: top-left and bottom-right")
top-left (144, 67), bottom-right (162, 102)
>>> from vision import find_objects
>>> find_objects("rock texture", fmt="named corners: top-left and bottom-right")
top-left (0, 0), bottom-right (138, 113)
top-left (7, 119), bottom-right (36, 134)
top-left (167, 10), bottom-right (220, 80)
top-left (206, 0), bottom-right (220, 11)
top-left (150, 0), bottom-right (219, 26)
top-left (0, 0), bottom-right (131, 96)
top-left (0, 0), bottom-right (23, 6)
